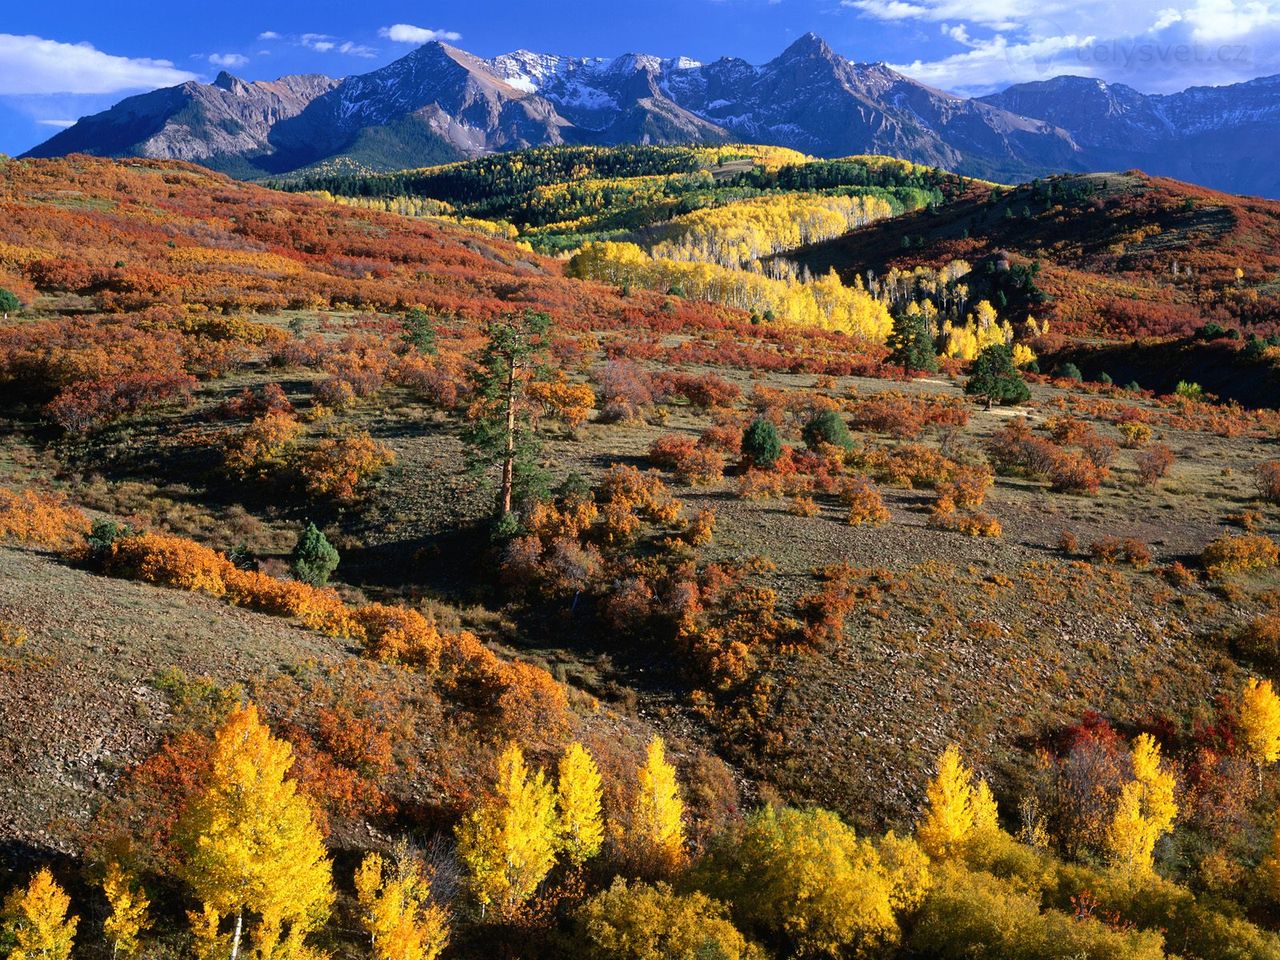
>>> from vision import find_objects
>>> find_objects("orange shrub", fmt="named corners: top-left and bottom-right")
top-left (841, 476), bottom-right (890, 525)
top-left (699, 423), bottom-right (744, 457)
top-left (986, 419), bottom-right (1060, 476)
top-left (0, 487), bottom-right (90, 549)
top-left (349, 603), bottom-right (446, 670)
top-left (313, 377), bottom-right (357, 410)
top-left (299, 431), bottom-right (395, 502)
top-left (525, 498), bottom-right (599, 542)
top-left (222, 411), bottom-right (304, 477)
top-left (736, 469), bottom-right (786, 501)
top-left (599, 465), bottom-right (683, 525)
top-left (931, 511), bottom-right (1002, 538)
top-left (863, 444), bottom-right (955, 489)
top-left (849, 391), bottom-right (969, 439)
top-left (789, 496), bottom-right (820, 517)
top-left (107, 533), bottom-right (234, 595)
top-left (683, 509), bottom-right (717, 547)
top-left (676, 447), bottom-right (725, 486)
top-left (1048, 451), bottom-right (1106, 495)
top-left (223, 568), bottom-right (355, 635)
top-left (1236, 614), bottom-right (1280, 666)
top-left (529, 378), bottom-right (596, 428)
top-left (649, 434), bottom-right (697, 470)
top-left (937, 464), bottom-right (993, 509)
top-left (1047, 415), bottom-right (1092, 446)
top-left (1202, 533), bottom-right (1280, 576)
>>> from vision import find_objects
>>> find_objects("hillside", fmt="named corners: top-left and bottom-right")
top-left (7, 155), bottom-right (1280, 958)
top-left (275, 144), bottom-right (971, 253)
top-left (781, 171), bottom-right (1280, 341)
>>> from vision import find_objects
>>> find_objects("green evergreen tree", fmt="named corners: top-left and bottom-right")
top-left (291, 523), bottom-right (340, 587)
top-left (742, 418), bottom-right (783, 469)
top-left (965, 344), bottom-right (1031, 409)
top-left (885, 310), bottom-right (938, 375)
top-left (802, 410), bottom-right (854, 451)
top-left (0, 288), bottom-right (20, 318)
top-left (401, 308), bottom-right (438, 356)
top-left (463, 310), bottom-right (553, 521)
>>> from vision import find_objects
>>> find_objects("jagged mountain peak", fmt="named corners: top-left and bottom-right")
top-left (22, 35), bottom-right (1280, 195)
top-left (779, 31), bottom-right (836, 60)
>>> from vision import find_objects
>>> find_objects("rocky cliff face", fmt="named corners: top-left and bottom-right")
top-left (25, 72), bottom-right (339, 174)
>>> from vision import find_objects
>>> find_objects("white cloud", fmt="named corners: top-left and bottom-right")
top-left (296, 32), bottom-right (378, 57)
top-left (0, 33), bottom-right (197, 95)
top-left (892, 31), bottom-right (1097, 92)
top-left (337, 41), bottom-right (378, 58)
top-left (36, 119), bottom-right (77, 127)
top-left (1177, 0), bottom-right (1280, 41)
top-left (843, 0), bottom-right (1280, 91)
top-left (301, 33), bottom-right (336, 53)
top-left (843, 0), bottom-right (1035, 29)
top-left (208, 53), bottom-right (249, 68)
top-left (379, 24), bottom-right (463, 44)
top-left (258, 31), bottom-right (282, 40)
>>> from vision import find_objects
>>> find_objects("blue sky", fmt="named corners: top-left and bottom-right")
top-left (4, 0), bottom-right (1280, 156)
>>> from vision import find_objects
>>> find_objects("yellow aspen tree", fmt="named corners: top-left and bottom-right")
top-left (1, 868), bottom-right (78, 960)
top-left (631, 736), bottom-right (686, 874)
top-left (556, 742), bottom-right (604, 867)
top-left (1240, 677), bottom-right (1280, 773)
top-left (455, 742), bottom-right (558, 919)
top-left (101, 863), bottom-right (149, 959)
top-left (188, 904), bottom-right (227, 960)
top-left (971, 779), bottom-right (1000, 838)
top-left (353, 850), bottom-right (448, 960)
top-left (917, 745), bottom-right (978, 859)
top-left (177, 703), bottom-right (334, 960)
top-left (1106, 733), bottom-right (1178, 876)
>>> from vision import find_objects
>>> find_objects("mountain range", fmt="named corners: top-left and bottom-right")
top-left (23, 33), bottom-right (1280, 197)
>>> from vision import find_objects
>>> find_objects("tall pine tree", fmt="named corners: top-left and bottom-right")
top-left (462, 310), bottom-right (553, 523)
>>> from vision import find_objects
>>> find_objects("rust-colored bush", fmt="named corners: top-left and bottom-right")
top-left (1136, 444), bottom-right (1175, 485)
top-left (1256, 461), bottom-right (1280, 504)
top-left (1089, 536), bottom-right (1152, 568)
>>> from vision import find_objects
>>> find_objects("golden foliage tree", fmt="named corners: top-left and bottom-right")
top-left (177, 703), bottom-right (334, 960)
top-left (1105, 733), bottom-right (1178, 876)
top-left (917, 745), bottom-right (999, 860)
top-left (1240, 677), bottom-right (1280, 770)
top-left (1, 869), bottom-right (78, 960)
top-left (353, 850), bottom-right (449, 960)
top-left (101, 863), bottom-right (149, 960)
top-left (699, 806), bottom-right (908, 958)
top-left (575, 879), bottom-right (759, 960)
top-left (629, 737), bottom-right (686, 875)
top-left (455, 742), bottom-right (559, 919)
top-left (556, 742), bottom-right (605, 867)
